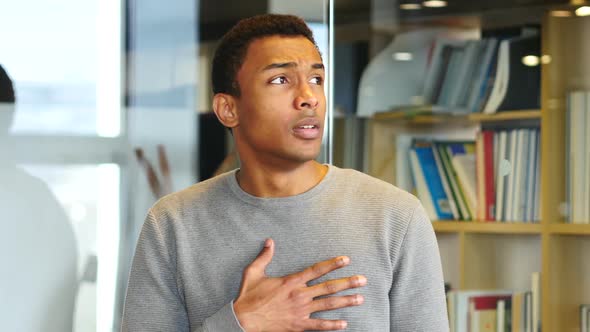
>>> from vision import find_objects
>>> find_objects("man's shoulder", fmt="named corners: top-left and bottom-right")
top-left (149, 170), bottom-right (235, 218)
top-left (330, 166), bottom-right (419, 208)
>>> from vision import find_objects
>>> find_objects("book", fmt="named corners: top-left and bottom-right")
top-left (505, 130), bottom-right (519, 222)
top-left (410, 149), bottom-right (438, 220)
top-left (585, 92), bottom-right (590, 222)
top-left (567, 91), bottom-right (587, 223)
top-left (452, 153), bottom-right (477, 217)
top-left (447, 142), bottom-right (477, 219)
top-left (476, 132), bottom-right (486, 221)
top-left (433, 144), bottom-right (460, 219)
top-left (581, 304), bottom-right (589, 332)
top-left (436, 142), bottom-right (471, 220)
top-left (511, 292), bottom-right (526, 332)
top-left (482, 130), bottom-right (496, 221)
top-left (524, 130), bottom-right (538, 222)
top-left (531, 272), bottom-right (540, 332)
top-left (448, 290), bottom-right (513, 332)
top-left (482, 35), bottom-right (541, 114)
top-left (495, 131), bottom-right (509, 222)
top-left (411, 142), bottom-right (454, 220)
top-left (468, 294), bottom-right (512, 332)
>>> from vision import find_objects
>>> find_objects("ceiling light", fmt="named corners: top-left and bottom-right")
top-left (423, 0), bottom-right (447, 8)
top-left (400, 3), bottom-right (422, 10)
top-left (522, 55), bottom-right (540, 67)
top-left (575, 6), bottom-right (590, 16)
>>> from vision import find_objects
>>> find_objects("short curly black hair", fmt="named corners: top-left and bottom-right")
top-left (211, 14), bottom-right (319, 97)
top-left (0, 64), bottom-right (15, 103)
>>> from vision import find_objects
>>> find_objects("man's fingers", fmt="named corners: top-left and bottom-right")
top-left (309, 294), bottom-right (364, 313)
top-left (302, 318), bottom-right (348, 331)
top-left (246, 239), bottom-right (275, 277)
top-left (306, 275), bottom-right (367, 298)
top-left (291, 256), bottom-right (350, 283)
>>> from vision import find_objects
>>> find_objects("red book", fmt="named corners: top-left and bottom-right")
top-left (482, 131), bottom-right (496, 221)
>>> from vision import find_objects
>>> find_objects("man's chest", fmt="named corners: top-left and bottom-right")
top-left (175, 226), bottom-right (395, 330)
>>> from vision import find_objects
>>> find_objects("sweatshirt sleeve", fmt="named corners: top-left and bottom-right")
top-left (121, 211), bottom-right (245, 332)
top-left (389, 202), bottom-right (450, 332)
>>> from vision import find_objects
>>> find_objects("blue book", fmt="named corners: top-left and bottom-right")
top-left (413, 144), bottom-right (454, 220)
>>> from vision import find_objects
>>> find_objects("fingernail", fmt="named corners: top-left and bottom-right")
top-left (339, 256), bottom-right (350, 266)
top-left (357, 276), bottom-right (367, 286)
top-left (340, 321), bottom-right (348, 329)
top-left (355, 294), bottom-right (364, 304)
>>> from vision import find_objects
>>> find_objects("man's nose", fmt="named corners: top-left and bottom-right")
top-left (294, 83), bottom-right (319, 110)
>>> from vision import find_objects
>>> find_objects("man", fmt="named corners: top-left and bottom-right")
top-left (122, 14), bottom-right (448, 331)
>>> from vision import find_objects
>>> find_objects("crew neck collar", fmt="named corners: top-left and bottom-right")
top-left (226, 164), bottom-right (334, 207)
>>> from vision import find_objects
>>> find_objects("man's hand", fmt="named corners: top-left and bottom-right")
top-left (233, 239), bottom-right (367, 332)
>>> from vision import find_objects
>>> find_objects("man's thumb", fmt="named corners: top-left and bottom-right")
top-left (250, 238), bottom-right (274, 276)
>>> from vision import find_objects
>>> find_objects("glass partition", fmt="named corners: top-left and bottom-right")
top-left (0, 0), bottom-right (332, 331)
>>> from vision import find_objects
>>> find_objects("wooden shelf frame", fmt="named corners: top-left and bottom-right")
top-left (432, 221), bottom-right (543, 234)
top-left (373, 109), bottom-right (541, 124)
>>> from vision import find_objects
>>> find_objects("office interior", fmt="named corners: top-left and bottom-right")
top-left (1, 0), bottom-right (589, 331)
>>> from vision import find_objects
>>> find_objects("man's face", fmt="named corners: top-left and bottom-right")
top-left (233, 35), bottom-right (326, 167)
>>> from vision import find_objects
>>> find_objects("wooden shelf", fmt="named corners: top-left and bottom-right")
top-left (373, 109), bottom-right (541, 124)
top-left (468, 110), bottom-right (541, 122)
top-left (432, 221), bottom-right (543, 234)
top-left (548, 223), bottom-right (590, 235)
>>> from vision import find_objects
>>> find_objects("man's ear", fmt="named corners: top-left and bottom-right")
top-left (212, 93), bottom-right (239, 129)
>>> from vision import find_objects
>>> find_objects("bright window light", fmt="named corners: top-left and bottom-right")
top-left (96, 163), bottom-right (120, 332)
top-left (97, 0), bottom-right (123, 137)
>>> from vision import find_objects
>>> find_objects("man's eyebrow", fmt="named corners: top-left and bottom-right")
top-left (262, 62), bottom-right (325, 71)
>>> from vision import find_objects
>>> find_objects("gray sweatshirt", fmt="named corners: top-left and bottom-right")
top-left (121, 165), bottom-right (449, 331)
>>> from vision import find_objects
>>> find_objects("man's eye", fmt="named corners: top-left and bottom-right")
top-left (270, 76), bottom-right (288, 84)
top-left (309, 76), bottom-right (323, 85)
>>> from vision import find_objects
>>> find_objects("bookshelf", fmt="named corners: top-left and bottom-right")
top-left (360, 10), bottom-right (590, 331)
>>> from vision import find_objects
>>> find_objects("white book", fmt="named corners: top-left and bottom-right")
top-left (482, 39), bottom-right (510, 114)
top-left (410, 149), bottom-right (437, 220)
top-left (581, 305), bottom-right (588, 332)
top-left (496, 300), bottom-right (506, 332)
top-left (514, 129), bottom-right (530, 222)
top-left (525, 130), bottom-right (538, 222)
top-left (493, 131), bottom-right (499, 182)
top-left (395, 135), bottom-right (416, 193)
top-left (525, 292), bottom-right (533, 332)
top-left (569, 91), bottom-right (586, 223)
top-left (532, 132), bottom-right (541, 222)
top-left (495, 131), bottom-right (508, 221)
top-left (505, 130), bottom-right (519, 222)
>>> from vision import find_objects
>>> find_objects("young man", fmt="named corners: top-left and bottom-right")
top-left (122, 14), bottom-right (448, 331)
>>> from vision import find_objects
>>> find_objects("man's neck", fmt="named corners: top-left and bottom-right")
top-left (236, 160), bottom-right (328, 198)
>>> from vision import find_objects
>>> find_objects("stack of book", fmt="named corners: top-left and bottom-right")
top-left (422, 30), bottom-right (540, 115)
top-left (446, 272), bottom-right (541, 332)
top-left (566, 91), bottom-right (590, 224)
top-left (408, 129), bottom-right (540, 222)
